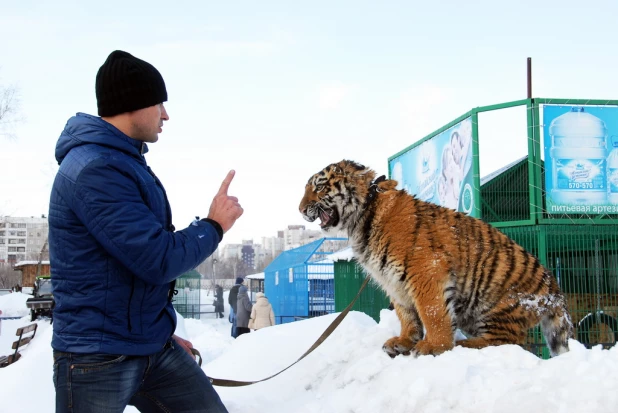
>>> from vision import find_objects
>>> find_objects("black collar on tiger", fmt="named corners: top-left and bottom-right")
top-left (365, 175), bottom-right (387, 207)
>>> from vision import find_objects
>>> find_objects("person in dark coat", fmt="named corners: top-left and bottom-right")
top-left (235, 285), bottom-right (253, 337)
top-left (228, 277), bottom-right (244, 337)
top-left (214, 284), bottom-right (224, 318)
top-left (48, 50), bottom-right (244, 413)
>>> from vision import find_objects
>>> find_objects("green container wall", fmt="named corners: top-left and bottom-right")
top-left (334, 261), bottom-right (391, 323)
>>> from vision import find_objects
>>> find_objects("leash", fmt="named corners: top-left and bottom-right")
top-left (205, 276), bottom-right (371, 387)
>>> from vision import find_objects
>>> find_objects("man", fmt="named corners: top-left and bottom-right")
top-left (49, 50), bottom-right (242, 413)
top-left (228, 277), bottom-right (244, 337)
top-left (235, 285), bottom-right (253, 337)
top-left (214, 284), bottom-right (224, 318)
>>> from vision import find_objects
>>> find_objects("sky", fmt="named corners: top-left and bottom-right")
top-left (1, 290), bottom-right (617, 412)
top-left (2, 0), bottom-right (618, 246)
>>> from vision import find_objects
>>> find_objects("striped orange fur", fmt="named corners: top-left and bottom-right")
top-left (299, 160), bottom-right (573, 357)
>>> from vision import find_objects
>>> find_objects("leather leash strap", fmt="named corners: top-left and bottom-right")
top-left (207, 276), bottom-right (371, 387)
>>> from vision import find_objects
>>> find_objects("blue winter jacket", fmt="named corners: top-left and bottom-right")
top-left (49, 113), bottom-right (221, 355)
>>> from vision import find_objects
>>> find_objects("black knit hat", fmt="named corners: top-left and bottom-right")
top-left (96, 50), bottom-right (168, 117)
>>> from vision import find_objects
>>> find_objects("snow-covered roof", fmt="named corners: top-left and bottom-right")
top-left (13, 260), bottom-right (50, 268)
top-left (319, 246), bottom-right (355, 263)
top-left (480, 156), bottom-right (527, 186)
top-left (245, 272), bottom-right (264, 280)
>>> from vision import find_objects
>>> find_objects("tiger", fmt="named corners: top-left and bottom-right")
top-left (299, 159), bottom-right (573, 358)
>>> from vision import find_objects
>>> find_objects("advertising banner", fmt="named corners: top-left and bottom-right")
top-left (543, 105), bottom-right (618, 214)
top-left (389, 117), bottom-right (476, 216)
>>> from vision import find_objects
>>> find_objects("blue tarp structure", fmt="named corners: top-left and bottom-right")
top-left (264, 238), bottom-right (348, 324)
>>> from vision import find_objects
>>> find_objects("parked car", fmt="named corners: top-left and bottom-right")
top-left (26, 276), bottom-right (55, 322)
top-left (0, 289), bottom-right (12, 296)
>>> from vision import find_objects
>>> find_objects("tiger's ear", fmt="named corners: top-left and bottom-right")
top-left (377, 179), bottom-right (398, 191)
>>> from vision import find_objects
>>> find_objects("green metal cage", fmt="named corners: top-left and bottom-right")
top-left (173, 269), bottom-right (203, 320)
top-left (499, 225), bottom-right (618, 356)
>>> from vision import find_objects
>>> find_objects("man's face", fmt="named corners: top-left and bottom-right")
top-left (130, 103), bottom-right (169, 143)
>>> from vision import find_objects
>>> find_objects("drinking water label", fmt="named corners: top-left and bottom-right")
top-left (555, 158), bottom-right (605, 191)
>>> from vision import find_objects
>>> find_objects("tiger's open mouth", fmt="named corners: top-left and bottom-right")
top-left (318, 207), bottom-right (339, 229)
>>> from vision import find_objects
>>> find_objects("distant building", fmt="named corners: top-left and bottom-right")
top-left (220, 243), bottom-right (242, 260)
top-left (220, 224), bottom-right (345, 273)
top-left (283, 225), bottom-right (322, 250)
top-left (0, 216), bottom-right (49, 264)
top-left (262, 235), bottom-right (284, 258)
top-left (241, 242), bottom-right (255, 270)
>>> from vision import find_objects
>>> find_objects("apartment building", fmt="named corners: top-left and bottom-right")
top-left (0, 215), bottom-right (49, 264)
top-left (282, 225), bottom-right (322, 250)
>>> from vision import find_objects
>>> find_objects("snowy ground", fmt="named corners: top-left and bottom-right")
top-left (0, 290), bottom-right (616, 412)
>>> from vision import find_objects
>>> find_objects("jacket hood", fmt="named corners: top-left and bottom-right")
top-left (255, 296), bottom-right (270, 308)
top-left (55, 112), bottom-right (148, 165)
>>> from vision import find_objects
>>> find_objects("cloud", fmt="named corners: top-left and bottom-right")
top-left (318, 82), bottom-right (357, 110)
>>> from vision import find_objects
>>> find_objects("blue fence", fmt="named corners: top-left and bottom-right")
top-left (264, 238), bottom-right (348, 324)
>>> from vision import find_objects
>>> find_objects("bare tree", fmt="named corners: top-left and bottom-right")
top-left (196, 257), bottom-right (213, 280)
top-left (0, 76), bottom-right (22, 139)
top-left (0, 263), bottom-right (21, 289)
top-left (216, 256), bottom-right (251, 278)
top-left (255, 253), bottom-right (274, 273)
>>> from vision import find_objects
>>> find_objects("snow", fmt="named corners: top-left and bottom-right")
top-left (0, 290), bottom-right (617, 412)
top-left (245, 272), bottom-right (264, 280)
top-left (0, 292), bottom-right (32, 317)
top-left (13, 260), bottom-right (51, 268)
top-left (321, 246), bottom-right (355, 262)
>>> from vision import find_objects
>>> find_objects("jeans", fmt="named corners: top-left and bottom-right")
top-left (229, 308), bottom-right (237, 338)
top-left (53, 338), bottom-right (228, 413)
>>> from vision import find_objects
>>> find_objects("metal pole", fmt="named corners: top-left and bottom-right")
top-left (527, 57), bottom-right (532, 99)
top-left (212, 258), bottom-right (217, 292)
top-left (594, 238), bottom-right (601, 312)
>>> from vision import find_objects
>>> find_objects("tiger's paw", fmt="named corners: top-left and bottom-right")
top-left (382, 336), bottom-right (416, 358)
top-left (412, 339), bottom-right (453, 356)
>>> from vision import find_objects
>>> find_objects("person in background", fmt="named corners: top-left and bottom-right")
top-left (48, 50), bottom-right (243, 413)
top-left (228, 277), bottom-right (243, 337)
top-left (235, 285), bottom-right (253, 337)
top-left (249, 292), bottom-right (275, 330)
top-left (214, 284), bottom-right (224, 318)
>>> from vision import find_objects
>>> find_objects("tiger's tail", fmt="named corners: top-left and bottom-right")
top-left (541, 302), bottom-right (573, 356)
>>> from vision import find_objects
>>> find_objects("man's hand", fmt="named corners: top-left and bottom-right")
top-left (207, 170), bottom-right (243, 233)
top-left (173, 334), bottom-right (195, 359)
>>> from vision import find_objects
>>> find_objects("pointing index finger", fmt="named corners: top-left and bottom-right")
top-left (218, 170), bottom-right (235, 195)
